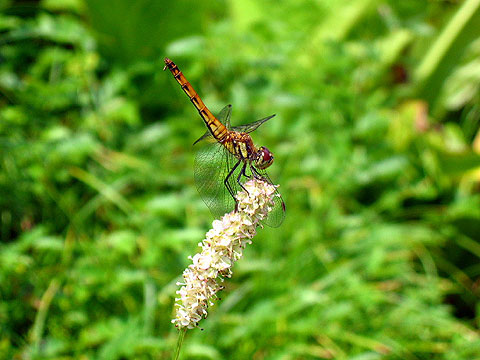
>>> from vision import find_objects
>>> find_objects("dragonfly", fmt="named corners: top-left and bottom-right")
top-left (164, 58), bottom-right (285, 227)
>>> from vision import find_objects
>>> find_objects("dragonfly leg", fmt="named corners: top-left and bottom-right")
top-left (250, 164), bottom-right (265, 180)
top-left (234, 163), bottom-right (249, 212)
top-left (224, 159), bottom-right (241, 201)
top-left (242, 163), bottom-right (250, 179)
top-left (224, 160), bottom-right (248, 213)
top-left (237, 162), bottom-right (249, 194)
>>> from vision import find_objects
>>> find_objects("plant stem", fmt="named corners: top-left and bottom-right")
top-left (30, 278), bottom-right (61, 354)
top-left (172, 328), bottom-right (187, 360)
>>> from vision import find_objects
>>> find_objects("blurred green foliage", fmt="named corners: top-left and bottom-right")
top-left (1, 0), bottom-right (480, 359)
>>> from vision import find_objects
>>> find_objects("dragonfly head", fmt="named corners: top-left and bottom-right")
top-left (255, 146), bottom-right (274, 170)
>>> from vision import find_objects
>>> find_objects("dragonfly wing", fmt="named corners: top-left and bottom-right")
top-left (231, 114), bottom-right (276, 134)
top-left (194, 141), bottom-right (242, 218)
top-left (219, 104), bottom-right (233, 129)
top-left (193, 131), bottom-right (213, 145)
top-left (253, 168), bottom-right (286, 228)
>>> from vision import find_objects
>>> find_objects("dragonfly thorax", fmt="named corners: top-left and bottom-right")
top-left (226, 133), bottom-right (273, 169)
top-left (254, 146), bottom-right (274, 169)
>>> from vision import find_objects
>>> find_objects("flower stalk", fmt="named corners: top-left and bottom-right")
top-left (171, 178), bottom-right (279, 330)
top-left (172, 328), bottom-right (186, 360)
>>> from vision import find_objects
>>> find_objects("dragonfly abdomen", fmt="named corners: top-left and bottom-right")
top-left (164, 58), bottom-right (228, 141)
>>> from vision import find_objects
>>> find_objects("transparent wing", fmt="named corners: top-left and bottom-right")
top-left (220, 104), bottom-right (233, 129)
top-left (231, 114), bottom-right (276, 134)
top-left (254, 168), bottom-right (286, 228)
top-left (193, 131), bottom-right (215, 145)
top-left (194, 141), bottom-right (243, 218)
top-left (193, 107), bottom-right (274, 144)
top-left (194, 141), bottom-right (285, 226)
top-left (193, 104), bottom-right (233, 145)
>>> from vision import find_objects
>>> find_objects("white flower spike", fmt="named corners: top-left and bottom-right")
top-left (172, 178), bottom-right (279, 329)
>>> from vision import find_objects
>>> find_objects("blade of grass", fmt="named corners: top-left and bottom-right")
top-left (29, 279), bottom-right (61, 355)
top-left (69, 166), bottom-right (133, 214)
top-left (414, 0), bottom-right (480, 112)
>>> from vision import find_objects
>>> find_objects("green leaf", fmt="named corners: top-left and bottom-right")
top-left (437, 151), bottom-right (480, 175)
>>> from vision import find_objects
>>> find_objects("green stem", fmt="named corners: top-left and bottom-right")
top-left (172, 328), bottom-right (187, 360)
top-left (30, 279), bottom-right (61, 354)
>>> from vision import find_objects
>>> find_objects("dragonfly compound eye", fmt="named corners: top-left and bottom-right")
top-left (256, 146), bottom-right (274, 169)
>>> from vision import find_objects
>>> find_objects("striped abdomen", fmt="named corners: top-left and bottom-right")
top-left (164, 58), bottom-right (228, 142)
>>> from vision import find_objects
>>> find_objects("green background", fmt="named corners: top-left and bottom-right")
top-left (1, 0), bottom-right (480, 359)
